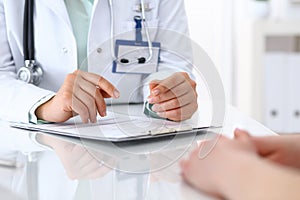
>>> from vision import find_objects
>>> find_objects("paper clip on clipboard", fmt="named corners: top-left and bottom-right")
top-left (147, 125), bottom-right (193, 135)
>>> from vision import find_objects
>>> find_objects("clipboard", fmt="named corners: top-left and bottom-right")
top-left (10, 111), bottom-right (212, 143)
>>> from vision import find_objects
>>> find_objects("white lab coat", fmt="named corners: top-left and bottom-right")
top-left (0, 0), bottom-right (192, 123)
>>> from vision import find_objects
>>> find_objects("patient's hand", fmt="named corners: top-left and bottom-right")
top-left (180, 132), bottom-right (257, 199)
top-left (235, 129), bottom-right (300, 170)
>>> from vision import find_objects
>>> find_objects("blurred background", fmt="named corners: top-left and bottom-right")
top-left (185, 0), bottom-right (300, 134)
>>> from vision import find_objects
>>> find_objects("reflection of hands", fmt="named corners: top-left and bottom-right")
top-left (36, 70), bottom-right (120, 123)
top-left (149, 152), bottom-right (182, 183)
top-left (237, 129), bottom-right (300, 170)
top-left (180, 130), bottom-right (257, 198)
top-left (37, 134), bottom-right (111, 180)
top-left (148, 72), bottom-right (197, 121)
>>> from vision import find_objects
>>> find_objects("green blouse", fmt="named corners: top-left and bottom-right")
top-left (64, 0), bottom-right (94, 69)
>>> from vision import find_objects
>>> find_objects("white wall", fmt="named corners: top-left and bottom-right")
top-left (184, 0), bottom-right (235, 104)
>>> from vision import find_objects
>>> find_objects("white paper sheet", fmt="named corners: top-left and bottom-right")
top-left (10, 111), bottom-right (206, 142)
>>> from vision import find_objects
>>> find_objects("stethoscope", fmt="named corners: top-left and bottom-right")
top-left (17, 0), bottom-right (43, 85)
top-left (17, 0), bottom-right (154, 86)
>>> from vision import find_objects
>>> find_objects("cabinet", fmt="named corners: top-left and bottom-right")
top-left (235, 19), bottom-right (300, 133)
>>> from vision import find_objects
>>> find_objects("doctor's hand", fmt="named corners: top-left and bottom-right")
top-left (147, 72), bottom-right (197, 121)
top-left (36, 70), bottom-right (120, 123)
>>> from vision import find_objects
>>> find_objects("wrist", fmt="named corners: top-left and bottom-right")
top-left (35, 98), bottom-right (53, 121)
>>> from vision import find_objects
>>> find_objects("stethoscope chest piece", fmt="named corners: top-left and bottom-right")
top-left (17, 60), bottom-right (43, 85)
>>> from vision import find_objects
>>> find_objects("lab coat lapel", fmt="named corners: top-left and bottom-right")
top-left (39, 0), bottom-right (72, 31)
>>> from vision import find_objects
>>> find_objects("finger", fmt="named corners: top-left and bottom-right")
top-left (71, 95), bottom-right (90, 123)
top-left (61, 146), bottom-right (90, 180)
top-left (148, 82), bottom-right (193, 104)
top-left (149, 80), bottom-right (161, 91)
top-left (99, 89), bottom-right (112, 98)
top-left (150, 73), bottom-right (186, 96)
top-left (76, 77), bottom-right (98, 98)
top-left (233, 129), bottom-right (258, 153)
top-left (70, 145), bottom-right (87, 156)
top-left (98, 76), bottom-right (120, 98)
top-left (79, 158), bottom-right (102, 178)
top-left (251, 136), bottom-right (278, 156)
top-left (81, 159), bottom-right (100, 177)
top-left (74, 88), bottom-right (97, 123)
top-left (75, 70), bottom-right (120, 99)
top-left (95, 89), bottom-right (107, 117)
top-left (64, 143), bottom-right (76, 152)
top-left (157, 100), bottom-right (198, 121)
top-left (76, 78), bottom-right (107, 117)
top-left (76, 152), bottom-right (95, 170)
top-left (152, 92), bottom-right (194, 112)
top-left (234, 128), bottom-right (251, 141)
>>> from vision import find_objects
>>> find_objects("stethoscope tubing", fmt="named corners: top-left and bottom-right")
top-left (108, 0), bottom-right (153, 65)
top-left (23, 0), bottom-right (35, 61)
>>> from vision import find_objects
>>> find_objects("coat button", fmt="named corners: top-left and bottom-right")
top-left (97, 48), bottom-right (102, 54)
top-left (62, 47), bottom-right (68, 54)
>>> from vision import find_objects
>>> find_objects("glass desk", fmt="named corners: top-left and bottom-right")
top-left (0, 105), bottom-right (275, 200)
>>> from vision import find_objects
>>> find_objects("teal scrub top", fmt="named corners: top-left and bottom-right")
top-left (64, 0), bottom-right (94, 69)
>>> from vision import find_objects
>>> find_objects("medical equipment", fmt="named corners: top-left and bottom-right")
top-left (17, 0), bottom-right (43, 85)
top-left (108, 0), bottom-right (156, 66)
top-left (18, 0), bottom-right (158, 85)
top-left (112, 26), bottom-right (161, 74)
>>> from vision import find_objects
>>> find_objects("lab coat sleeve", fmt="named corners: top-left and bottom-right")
top-left (142, 0), bottom-right (193, 99)
top-left (0, 1), bottom-right (55, 123)
top-left (28, 94), bottom-right (56, 124)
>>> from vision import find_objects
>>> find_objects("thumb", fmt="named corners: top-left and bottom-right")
top-left (234, 128), bottom-right (257, 152)
top-left (234, 128), bottom-right (251, 142)
top-left (149, 80), bottom-right (161, 90)
top-left (251, 136), bottom-right (276, 156)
